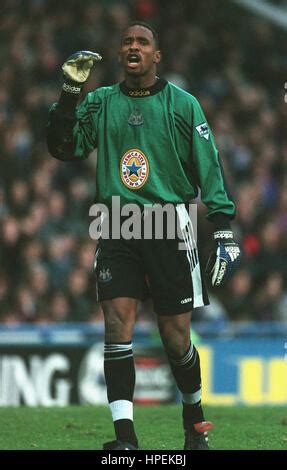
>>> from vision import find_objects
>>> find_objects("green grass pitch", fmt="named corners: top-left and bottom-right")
top-left (0, 405), bottom-right (286, 450)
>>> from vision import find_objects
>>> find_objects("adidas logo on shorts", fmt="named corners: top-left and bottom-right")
top-left (181, 297), bottom-right (192, 304)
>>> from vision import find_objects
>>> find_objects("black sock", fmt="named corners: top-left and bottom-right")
top-left (104, 341), bottom-right (138, 447)
top-left (114, 419), bottom-right (137, 445)
top-left (167, 343), bottom-right (205, 429)
top-left (182, 402), bottom-right (204, 430)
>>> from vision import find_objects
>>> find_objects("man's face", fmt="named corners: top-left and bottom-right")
top-left (119, 25), bottom-right (161, 77)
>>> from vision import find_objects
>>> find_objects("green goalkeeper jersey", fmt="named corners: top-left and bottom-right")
top-left (47, 78), bottom-right (235, 219)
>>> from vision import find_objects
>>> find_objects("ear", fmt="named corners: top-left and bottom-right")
top-left (153, 50), bottom-right (161, 64)
top-left (118, 50), bottom-right (123, 64)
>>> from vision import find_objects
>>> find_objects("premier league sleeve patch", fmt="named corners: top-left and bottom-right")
top-left (120, 149), bottom-right (149, 189)
top-left (195, 122), bottom-right (210, 141)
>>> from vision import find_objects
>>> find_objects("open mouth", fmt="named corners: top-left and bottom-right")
top-left (127, 54), bottom-right (141, 68)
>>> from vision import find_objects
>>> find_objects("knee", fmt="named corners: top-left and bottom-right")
top-left (164, 337), bottom-right (190, 359)
top-left (159, 323), bottom-right (190, 359)
top-left (101, 299), bottom-right (136, 342)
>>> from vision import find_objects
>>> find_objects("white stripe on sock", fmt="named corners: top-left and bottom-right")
top-left (182, 389), bottom-right (202, 405)
top-left (110, 400), bottom-right (133, 422)
top-left (104, 343), bottom-right (133, 350)
top-left (104, 346), bottom-right (132, 353)
top-left (104, 354), bottom-right (134, 361)
top-left (172, 344), bottom-right (194, 366)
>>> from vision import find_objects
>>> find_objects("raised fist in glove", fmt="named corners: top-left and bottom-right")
top-left (205, 230), bottom-right (241, 287)
top-left (62, 51), bottom-right (102, 94)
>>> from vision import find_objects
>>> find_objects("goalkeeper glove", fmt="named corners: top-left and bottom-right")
top-left (205, 230), bottom-right (241, 287)
top-left (62, 51), bottom-right (102, 95)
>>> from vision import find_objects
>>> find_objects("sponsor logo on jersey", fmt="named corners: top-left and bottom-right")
top-left (120, 149), bottom-right (149, 190)
top-left (128, 108), bottom-right (144, 126)
top-left (195, 122), bottom-right (210, 140)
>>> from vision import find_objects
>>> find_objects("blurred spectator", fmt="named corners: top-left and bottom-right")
top-left (0, 0), bottom-right (286, 323)
top-left (76, 239), bottom-right (96, 271)
top-left (66, 268), bottom-right (92, 321)
top-left (28, 264), bottom-right (50, 298)
top-left (0, 185), bottom-right (9, 218)
top-left (21, 239), bottom-right (45, 271)
top-left (223, 269), bottom-right (253, 320)
top-left (1, 216), bottom-right (24, 281)
top-left (253, 273), bottom-right (285, 321)
top-left (21, 202), bottom-right (48, 238)
top-left (46, 234), bottom-right (74, 288)
top-left (252, 220), bottom-right (286, 282)
top-left (9, 179), bottom-right (31, 217)
top-left (0, 272), bottom-right (11, 309)
top-left (49, 291), bottom-right (71, 322)
top-left (15, 284), bottom-right (37, 322)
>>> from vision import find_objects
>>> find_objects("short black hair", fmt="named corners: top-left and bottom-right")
top-left (121, 21), bottom-right (159, 48)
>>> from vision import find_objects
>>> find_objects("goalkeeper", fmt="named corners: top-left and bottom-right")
top-left (47, 22), bottom-right (241, 450)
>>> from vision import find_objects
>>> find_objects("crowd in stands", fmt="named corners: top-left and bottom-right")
top-left (0, 0), bottom-right (286, 324)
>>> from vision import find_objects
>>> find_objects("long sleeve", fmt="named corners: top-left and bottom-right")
top-left (191, 97), bottom-right (236, 222)
top-left (46, 90), bottom-right (101, 161)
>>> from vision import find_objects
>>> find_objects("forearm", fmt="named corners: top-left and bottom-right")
top-left (46, 91), bottom-right (79, 161)
top-left (199, 157), bottom-right (236, 224)
top-left (46, 50), bottom-right (102, 161)
top-left (207, 212), bottom-right (232, 231)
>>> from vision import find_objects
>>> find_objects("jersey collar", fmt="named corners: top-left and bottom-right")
top-left (120, 78), bottom-right (167, 97)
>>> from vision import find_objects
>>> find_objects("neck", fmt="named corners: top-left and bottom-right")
top-left (124, 73), bottom-right (158, 89)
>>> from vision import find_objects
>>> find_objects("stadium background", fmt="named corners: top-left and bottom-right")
top-left (0, 0), bottom-right (287, 418)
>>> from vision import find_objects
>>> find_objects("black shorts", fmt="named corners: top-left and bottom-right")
top-left (94, 205), bottom-right (209, 316)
